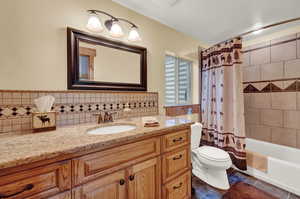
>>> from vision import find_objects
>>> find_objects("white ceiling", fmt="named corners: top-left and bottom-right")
top-left (113, 0), bottom-right (300, 46)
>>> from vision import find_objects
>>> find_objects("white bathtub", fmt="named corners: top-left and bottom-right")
top-left (244, 138), bottom-right (300, 196)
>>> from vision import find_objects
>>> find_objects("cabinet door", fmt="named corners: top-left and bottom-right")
top-left (73, 170), bottom-right (127, 199)
top-left (128, 157), bottom-right (161, 199)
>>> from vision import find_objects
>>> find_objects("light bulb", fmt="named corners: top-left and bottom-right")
top-left (109, 21), bottom-right (124, 37)
top-left (86, 14), bottom-right (103, 33)
top-left (128, 27), bottom-right (141, 42)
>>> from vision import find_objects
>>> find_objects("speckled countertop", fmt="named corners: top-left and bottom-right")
top-left (0, 114), bottom-right (199, 170)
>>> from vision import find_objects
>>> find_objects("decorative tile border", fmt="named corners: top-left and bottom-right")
top-left (243, 79), bottom-right (300, 93)
top-left (0, 90), bottom-right (158, 135)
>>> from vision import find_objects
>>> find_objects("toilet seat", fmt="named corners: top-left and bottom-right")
top-left (196, 146), bottom-right (230, 162)
top-left (192, 146), bottom-right (232, 169)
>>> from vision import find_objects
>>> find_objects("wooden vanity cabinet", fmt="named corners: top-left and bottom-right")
top-left (0, 126), bottom-right (191, 199)
top-left (72, 137), bottom-right (160, 186)
top-left (127, 157), bottom-right (161, 199)
top-left (48, 192), bottom-right (72, 199)
top-left (161, 129), bottom-right (191, 199)
top-left (72, 170), bottom-right (127, 199)
top-left (162, 129), bottom-right (189, 152)
top-left (0, 161), bottom-right (71, 199)
top-left (72, 157), bottom-right (161, 199)
top-left (162, 147), bottom-right (190, 183)
top-left (162, 172), bottom-right (191, 199)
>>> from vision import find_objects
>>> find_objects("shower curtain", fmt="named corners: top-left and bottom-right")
top-left (200, 37), bottom-right (247, 170)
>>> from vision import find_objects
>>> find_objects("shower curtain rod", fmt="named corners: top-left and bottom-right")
top-left (204, 16), bottom-right (300, 50)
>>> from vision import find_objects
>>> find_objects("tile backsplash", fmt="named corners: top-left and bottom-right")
top-left (242, 33), bottom-right (300, 149)
top-left (0, 90), bottom-right (158, 135)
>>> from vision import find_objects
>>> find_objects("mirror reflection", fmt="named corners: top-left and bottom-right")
top-left (79, 41), bottom-right (141, 84)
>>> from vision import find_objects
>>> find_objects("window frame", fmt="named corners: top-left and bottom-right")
top-left (164, 55), bottom-right (193, 106)
top-left (79, 47), bottom-right (96, 80)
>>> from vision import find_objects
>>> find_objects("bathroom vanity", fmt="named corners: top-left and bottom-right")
top-left (0, 116), bottom-right (194, 199)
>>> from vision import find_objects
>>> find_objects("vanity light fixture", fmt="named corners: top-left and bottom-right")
top-left (86, 12), bottom-right (104, 33)
top-left (86, 10), bottom-right (141, 41)
top-left (128, 26), bottom-right (141, 42)
top-left (109, 20), bottom-right (124, 38)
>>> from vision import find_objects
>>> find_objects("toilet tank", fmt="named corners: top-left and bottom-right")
top-left (191, 123), bottom-right (203, 150)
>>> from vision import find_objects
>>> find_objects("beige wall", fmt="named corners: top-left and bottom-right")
top-left (0, 0), bottom-right (204, 112)
top-left (242, 30), bottom-right (300, 149)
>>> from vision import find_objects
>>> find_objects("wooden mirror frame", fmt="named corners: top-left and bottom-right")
top-left (67, 27), bottom-right (147, 91)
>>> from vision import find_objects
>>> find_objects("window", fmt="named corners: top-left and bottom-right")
top-left (164, 55), bottom-right (192, 105)
top-left (79, 47), bottom-right (96, 80)
top-left (79, 55), bottom-right (90, 80)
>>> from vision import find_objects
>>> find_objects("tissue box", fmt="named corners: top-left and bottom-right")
top-left (32, 112), bottom-right (57, 132)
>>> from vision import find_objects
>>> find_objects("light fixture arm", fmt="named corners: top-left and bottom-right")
top-left (87, 9), bottom-right (117, 20)
top-left (117, 18), bottom-right (138, 28)
top-left (87, 10), bottom-right (138, 28)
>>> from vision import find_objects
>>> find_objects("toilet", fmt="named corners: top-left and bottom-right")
top-left (191, 123), bottom-right (232, 190)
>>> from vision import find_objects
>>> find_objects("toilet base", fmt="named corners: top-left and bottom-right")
top-left (192, 167), bottom-right (230, 190)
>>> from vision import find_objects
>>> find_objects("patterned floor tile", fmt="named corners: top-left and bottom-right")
top-left (228, 172), bottom-right (256, 185)
top-left (194, 188), bottom-right (222, 199)
top-left (253, 180), bottom-right (289, 199)
top-left (192, 170), bottom-right (296, 199)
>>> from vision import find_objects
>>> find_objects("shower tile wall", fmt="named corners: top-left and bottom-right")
top-left (0, 90), bottom-right (158, 135)
top-left (243, 33), bottom-right (300, 149)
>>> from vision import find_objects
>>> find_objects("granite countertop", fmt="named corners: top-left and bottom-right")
top-left (0, 114), bottom-right (199, 170)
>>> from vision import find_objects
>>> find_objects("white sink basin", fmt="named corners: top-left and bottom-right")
top-left (87, 124), bottom-right (136, 135)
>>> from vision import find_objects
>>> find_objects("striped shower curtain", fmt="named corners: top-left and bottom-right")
top-left (200, 38), bottom-right (247, 170)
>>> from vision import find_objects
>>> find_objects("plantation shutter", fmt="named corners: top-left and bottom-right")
top-left (178, 59), bottom-right (192, 104)
top-left (165, 55), bottom-right (177, 105)
top-left (164, 55), bottom-right (192, 105)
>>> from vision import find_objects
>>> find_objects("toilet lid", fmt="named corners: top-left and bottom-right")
top-left (196, 146), bottom-right (230, 162)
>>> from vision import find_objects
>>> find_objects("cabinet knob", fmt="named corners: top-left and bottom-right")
top-left (129, 175), bottom-right (135, 181)
top-left (173, 154), bottom-right (183, 160)
top-left (119, 179), bottom-right (125, 185)
top-left (173, 137), bottom-right (183, 143)
top-left (173, 182), bottom-right (183, 190)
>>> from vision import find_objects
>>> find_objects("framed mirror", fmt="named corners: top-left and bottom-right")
top-left (67, 28), bottom-right (147, 91)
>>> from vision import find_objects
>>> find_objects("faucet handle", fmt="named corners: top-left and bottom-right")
top-left (104, 111), bottom-right (117, 122)
top-left (94, 111), bottom-right (117, 123)
top-left (93, 113), bottom-right (104, 124)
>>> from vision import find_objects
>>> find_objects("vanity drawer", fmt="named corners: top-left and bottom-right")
top-left (162, 129), bottom-right (190, 152)
top-left (72, 137), bottom-right (160, 185)
top-left (162, 171), bottom-right (191, 199)
top-left (0, 161), bottom-right (71, 199)
top-left (162, 146), bottom-right (190, 183)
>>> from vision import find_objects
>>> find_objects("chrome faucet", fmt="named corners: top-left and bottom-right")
top-left (94, 111), bottom-right (117, 124)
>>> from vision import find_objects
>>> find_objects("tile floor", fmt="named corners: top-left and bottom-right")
top-left (192, 171), bottom-right (300, 199)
